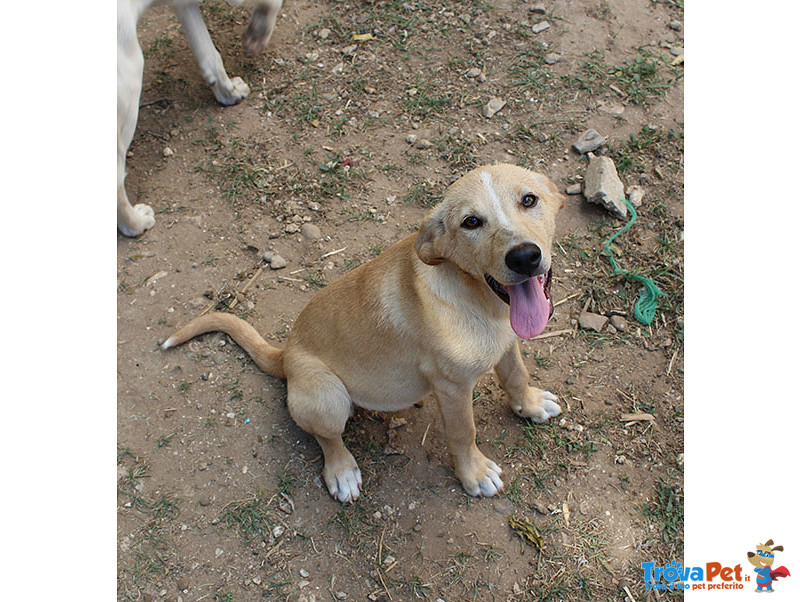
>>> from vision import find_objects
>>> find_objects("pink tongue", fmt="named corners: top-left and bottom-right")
top-left (506, 278), bottom-right (550, 339)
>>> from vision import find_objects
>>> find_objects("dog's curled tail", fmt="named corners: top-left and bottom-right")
top-left (162, 312), bottom-right (285, 379)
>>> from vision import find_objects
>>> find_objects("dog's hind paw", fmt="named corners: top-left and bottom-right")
top-left (213, 76), bottom-right (251, 106)
top-left (119, 203), bottom-right (156, 237)
top-left (512, 388), bottom-right (561, 423)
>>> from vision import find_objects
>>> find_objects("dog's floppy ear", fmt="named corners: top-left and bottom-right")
top-left (415, 207), bottom-right (448, 265)
top-left (772, 545), bottom-right (784, 552)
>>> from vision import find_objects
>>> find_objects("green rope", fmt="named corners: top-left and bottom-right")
top-left (601, 198), bottom-right (666, 325)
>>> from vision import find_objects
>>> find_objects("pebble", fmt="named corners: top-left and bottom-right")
top-left (301, 223), bottom-right (322, 240)
top-left (627, 185), bottom-right (645, 208)
top-left (544, 53), bottom-right (561, 65)
top-left (262, 251), bottom-right (273, 263)
top-left (269, 255), bottom-right (287, 269)
top-left (565, 183), bottom-right (582, 195)
top-left (668, 20), bottom-right (683, 32)
top-left (583, 155), bottom-right (627, 218)
top-left (284, 223), bottom-right (300, 234)
top-left (215, 548), bottom-right (224, 558)
top-left (162, 147), bottom-right (174, 157)
top-left (465, 67), bottom-right (482, 79)
top-left (415, 138), bottom-right (433, 149)
top-left (578, 311), bottom-right (608, 332)
top-left (609, 315), bottom-right (628, 332)
top-left (405, 133), bottom-right (418, 145)
top-left (482, 96), bottom-right (506, 118)
top-left (531, 499), bottom-right (548, 515)
top-left (334, 593), bottom-right (347, 601)
top-left (572, 129), bottom-right (606, 154)
top-left (299, 568), bottom-right (310, 578)
top-left (176, 578), bottom-right (189, 591)
top-left (529, 4), bottom-right (546, 14)
top-left (532, 21), bottom-right (550, 34)
top-left (273, 525), bottom-right (285, 538)
top-left (318, 28), bottom-right (331, 39)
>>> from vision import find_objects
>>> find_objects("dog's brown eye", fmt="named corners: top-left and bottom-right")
top-left (461, 215), bottom-right (483, 229)
top-left (521, 193), bottom-right (539, 208)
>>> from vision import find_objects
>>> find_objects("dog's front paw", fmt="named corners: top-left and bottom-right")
top-left (119, 203), bottom-right (155, 237)
top-left (512, 388), bottom-right (561, 423)
top-left (213, 76), bottom-right (250, 106)
top-left (323, 462), bottom-right (363, 504)
top-left (456, 453), bottom-right (504, 498)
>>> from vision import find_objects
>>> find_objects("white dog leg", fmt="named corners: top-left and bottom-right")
top-left (175, 2), bottom-right (250, 106)
top-left (242, 0), bottom-right (284, 55)
top-left (117, 4), bottom-right (155, 237)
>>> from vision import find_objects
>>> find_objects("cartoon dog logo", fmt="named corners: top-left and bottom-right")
top-left (747, 539), bottom-right (791, 592)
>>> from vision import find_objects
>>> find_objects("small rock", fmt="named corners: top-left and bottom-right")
top-left (578, 312), bottom-right (608, 332)
top-left (405, 133), bottom-right (418, 145)
top-left (272, 525), bottom-right (285, 538)
top-left (482, 96), bottom-right (506, 118)
top-left (284, 223), bottom-right (300, 234)
top-left (269, 255), bottom-right (287, 269)
top-left (668, 20), bottom-right (683, 32)
top-left (176, 578), bottom-right (189, 591)
top-left (627, 185), bottom-right (645, 208)
top-left (162, 147), bottom-right (174, 157)
top-left (532, 21), bottom-right (550, 34)
top-left (583, 155), bottom-right (627, 218)
top-left (579, 501), bottom-right (591, 515)
top-left (215, 547), bottom-right (224, 558)
top-left (334, 593), bottom-right (347, 601)
top-left (572, 129), bottom-right (606, 154)
top-left (253, 576), bottom-right (262, 585)
top-left (465, 67), bottom-right (482, 79)
top-left (544, 53), bottom-right (561, 65)
top-left (529, 4), bottom-right (546, 14)
top-left (609, 315), bottom-right (628, 332)
top-left (318, 27), bottom-right (331, 39)
top-left (198, 496), bottom-right (212, 507)
top-left (262, 251), bottom-right (273, 263)
top-left (299, 568), bottom-right (310, 578)
top-left (415, 138), bottom-right (433, 150)
top-left (531, 499), bottom-right (548, 515)
top-left (565, 183), bottom-right (582, 195)
top-left (301, 223), bottom-right (322, 240)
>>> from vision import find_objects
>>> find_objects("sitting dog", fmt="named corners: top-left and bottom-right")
top-left (163, 164), bottom-right (565, 502)
top-left (117, 0), bottom-right (283, 236)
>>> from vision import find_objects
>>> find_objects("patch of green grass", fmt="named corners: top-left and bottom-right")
top-left (640, 478), bottom-right (683, 542)
top-left (435, 134), bottom-right (478, 170)
top-left (403, 84), bottom-right (452, 118)
top-left (220, 489), bottom-right (275, 541)
top-left (402, 183), bottom-right (440, 208)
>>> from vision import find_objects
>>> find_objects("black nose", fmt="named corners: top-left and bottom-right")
top-left (505, 243), bottom-right (542, 276)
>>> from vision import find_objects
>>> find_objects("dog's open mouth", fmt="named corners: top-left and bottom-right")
top-left (485, 269), bottom-right (553, 339)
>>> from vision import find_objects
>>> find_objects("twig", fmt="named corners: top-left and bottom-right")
top-left (620, 413), bottom-right (654, 422)
top-left (229, 265), bottom-right (264, 310)
top-left (553, 292), bottom-right (580, 307)
top-left (321, 246), bottom-right (348, 259)
top-left (421, 423), bottom-right (431, 446)
top-left (531, 328), bottom-right (574, 341)
top-left (139, 97), bottom-right (172, 108)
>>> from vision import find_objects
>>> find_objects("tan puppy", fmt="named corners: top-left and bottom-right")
top-left (163, 164), bottom-right (565, 502)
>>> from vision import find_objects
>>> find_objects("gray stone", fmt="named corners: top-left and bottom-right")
top-left (544, 53), bottom-right (561, 65)
top-left (668, 20), bottom-right (683, 32)
top-left (627, 185), bottom-right (645, 208)
top-left (583, 155), bottom-right (627, 218)
top-left (532, 21), bottom-right (550, 34)
top-left (578, 312), bottom-right (608, 332)
top-left (301, 223), bottom-right (322, 240)
top-left (269, 255), bottom-right (287, 269)
top-left (465, 67), bottom-right (482, 79)
top-left (529, 4), bottom-right (547, 15)
top-left (609, 315), bottom-right (628, 332)
top-left (572, 129), bottom-right (606, 154)
top-left (415, 138), bottom-right (434, 149)
top-left (565, 183), bottom-right (582, 195)
top-left (482, 96), bottom-right (506, 118)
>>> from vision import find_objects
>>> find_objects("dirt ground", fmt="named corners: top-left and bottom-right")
top-left (117, 0), bottom-right (684, 600)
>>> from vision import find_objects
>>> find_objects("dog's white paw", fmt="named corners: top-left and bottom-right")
top-left (119, 203), bottom-right (155, 237)
top-left (460, 457), bottom-right (504, 498)
top-left (214, 76), bottom-right (250, 106)
top-left (326, 466), bottom-right (363, 504)
top-left (512, 389), bottom-right (562, 423)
